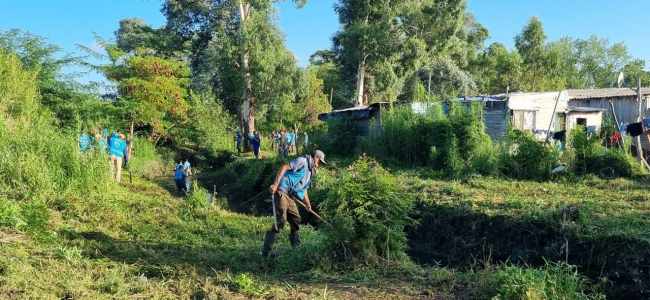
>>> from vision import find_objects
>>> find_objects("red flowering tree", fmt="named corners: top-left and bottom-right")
top-left (103, 46), bottom-right (190, 146)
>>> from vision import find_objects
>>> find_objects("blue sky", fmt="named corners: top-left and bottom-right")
top-left (1, 0), bottom-right (649, 84)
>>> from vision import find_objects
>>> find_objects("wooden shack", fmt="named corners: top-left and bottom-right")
top-left (507, 91), bottom-right (569, 133)
top-left (568, 88), bottom-right (650, 147)
top-left (317, 102), bottom-right (389, 136)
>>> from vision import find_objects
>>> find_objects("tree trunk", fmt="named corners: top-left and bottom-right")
top-left (128, 121), bottom-right (134, 159)
top-left (427, 70), bottom-right (432, 97)
top-left (239, 1), bottom-right (255, 150)
top-left (355, 57), bottom-right (366, 106)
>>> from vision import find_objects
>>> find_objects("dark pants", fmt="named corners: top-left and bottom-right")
top-left (175, 179), bottom-right (186, 195)
top-left (236, 141), bottom-right (242, 154)
top-left (270, 191), bottom-right (301, 234)
top-left (253, 146), bottom-right (260, 158)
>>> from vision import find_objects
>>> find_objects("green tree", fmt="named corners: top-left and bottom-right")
top-left (0, 29), bottom-right (105, 129)
top-left (471, 42), bottom-right (522, 94)
top-left (515, 16), bottom-right (548, 91)
top-left (162, 0), bottom-right (306, 145)
top-left (333, 0), bottom-right (470, 104)
top-left (102, 46), bottom-right (191, 146)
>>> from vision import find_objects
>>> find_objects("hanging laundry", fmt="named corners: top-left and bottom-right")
top-left (643, 118), bottom-right (650, 129)
top-left (626, 122), bottom-right (644, 137)
top-left (553, 130), bottom-right (566, 141)
top-left (619, 124), bottom-right (627, 133)
top-left (586, 125), bottom-right (596, 133)
top-left (611, 131), bottom-right (622, 144)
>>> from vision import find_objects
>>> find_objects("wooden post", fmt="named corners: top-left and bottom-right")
top-left (329, 88), bottom-right (334, 111)
top-left (212, 185), bottom-right (217, 207)
top-left (427, 71), bottom-right (432, 96)
top-left (608, 100), bottom-right (620, 129)
top-left (544, 91), bottom-right (563, 144)
top-left (635, 78), bottom-right (649, 169)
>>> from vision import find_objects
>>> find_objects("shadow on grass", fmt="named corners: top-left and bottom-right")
top-left (407, 203), bottom-right (650, 298)
top-left (61, 230), bottom-right (274, 280)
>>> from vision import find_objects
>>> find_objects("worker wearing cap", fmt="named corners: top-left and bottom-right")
top-left (108, 132), bottom-right (127, 182)
top-left (262, 150), bottom-right (327, 258)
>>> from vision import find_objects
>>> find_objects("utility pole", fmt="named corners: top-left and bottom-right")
top-left (636, 78), bottom-right (650, 170)
top-left (330, 87), bottom-right (334, 111)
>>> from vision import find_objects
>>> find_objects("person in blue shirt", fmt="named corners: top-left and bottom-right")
top-left (274, 131), bottom-right (281, 152)
top-left (108, 132), bottom-right (127, 182)
top-left (234, 132), bottom-right (243, 154)
top-left (174, 164), bottom-right (187, 196)
top-left (262, 150), bottom-right (327, 258)
top-left (302, 132), bottom-right (308, 153)
top-left (183, 159), bottom-right (192, 192)
top-left (97, 133), bottom-right (108, 153)
top-left (79, 131), bottom-right (91, 152)
top-left (286, 131), bottom-right (294, 154)
top-left (251, 131), bottom-right (261, 158)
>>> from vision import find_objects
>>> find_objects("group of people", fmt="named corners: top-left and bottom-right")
top-left (272, 129), bottom-right (308, 158)
top-left (173, 159), bottom-right (193, 196)
top-left (234, 131), bottom-right (262, 158)
top-left (233, 129), bottom-right (309, 159)
top-left (79, 124), bottom-right (130, 183)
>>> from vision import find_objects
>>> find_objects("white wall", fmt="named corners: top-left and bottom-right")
top-left (508, 91), bottom-right (569, 131)
top-left (567, 112), bottom-right (603, 131)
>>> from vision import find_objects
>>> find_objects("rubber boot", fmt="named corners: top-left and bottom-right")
top-left (262, 231), bottom-right (279, 258)
top-left (289, 231), bottom-right (301, 248)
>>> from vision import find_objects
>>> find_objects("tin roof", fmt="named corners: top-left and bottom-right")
top-left (318, 102), bottom-right (389, 121)
top-left (567, 88), bottom-right (650, 100)
top-left (567, 106), bottom-right (607, 112)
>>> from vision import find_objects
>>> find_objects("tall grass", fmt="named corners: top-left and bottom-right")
top-left (0, 49), bottom-right (111, 203)
top-left (360, 102), bottom-right (499, 175)
top-left (0, 49), bottom-right (114, 233)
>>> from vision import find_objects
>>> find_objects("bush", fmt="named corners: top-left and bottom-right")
top-left (321, 119), bottom-right (359, 156)
top-left (500, 130), bottom-right (560, 180)
top-left (128, 137), bottom-right (175, 179)
top-left (566, 126), bottom-right (641, 177)
top-left (360, 102), bottom-right (499, 175)
top-left (319, 156), bottom-right (417, 261)
top-left (472, 261), bottom-right (605, 300)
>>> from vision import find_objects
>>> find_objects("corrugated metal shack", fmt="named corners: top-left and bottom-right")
top-left (317, 102), bottom-right (390, 136)
top-left (450, 90), bottom-right (606, 142)
top-left (568, 88), bottom-right (650, 148)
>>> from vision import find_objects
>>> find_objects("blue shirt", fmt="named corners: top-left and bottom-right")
top-left (235, 134), bottom-right (242, 142)
top-left (108, 135), bottom-right (127, 158)
top-left (174, 168), bottom-right (185, 180)
top-left (183, 161), bottom-right (190, 170)
top-left (287, 132), bottom-right (294, 143)
top-left (98, 139), bottom-right (108, 152)
top-left (79, 134), bottom-right (90, 151)
top-left (278, 156), bottom-right (313, 200)
top-left (302, 134), bottom-right (308, 144)
top-left (251, 134), bottom-right (260, 148)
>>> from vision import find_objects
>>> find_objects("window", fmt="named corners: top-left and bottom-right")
top-left (555, 113), bottom-right (566, 131)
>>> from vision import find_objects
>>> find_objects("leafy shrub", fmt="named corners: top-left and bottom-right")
top-left (500, 130), bottom-right (560, 180)
top-left (322, 119), bottom-right (359, 156)
top-left (319, 156), bottom-right (417, 261)
top-left (472, 261), bottom-right (605, 300)
top-left (567, 126), bottom-right (641, 177)
top-left (129, 137), bottom-right (174, 179)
